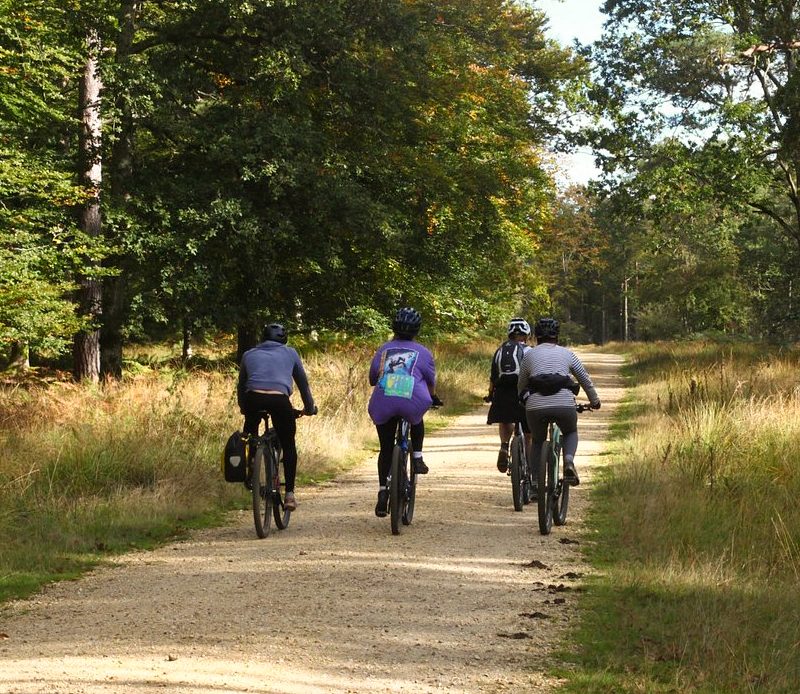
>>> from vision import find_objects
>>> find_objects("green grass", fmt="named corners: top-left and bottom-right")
top-left (562, 340), bottom-right (800, 693)
top-left (0, 336), bottom-right (494, 604)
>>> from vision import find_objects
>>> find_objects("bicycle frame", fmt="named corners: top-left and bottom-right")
top-left (547, 421), bottom-right (563, 478)
top-left (397, 418), bottom-right (411, 456)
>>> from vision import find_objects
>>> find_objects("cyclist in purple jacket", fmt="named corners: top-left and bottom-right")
top-left (238, 323), bottom-right (317, 511)
top-left (368, 307), bottom-right (441, 517)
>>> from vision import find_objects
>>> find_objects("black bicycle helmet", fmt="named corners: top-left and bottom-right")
top-left (392, 307), bottom-right (422, 337)
top-left (507, 317), bottom-right (531, 337)
top-left (533, 317), bottom-right (560, 339)
top-left (262, 322), bottom-right (288, 344)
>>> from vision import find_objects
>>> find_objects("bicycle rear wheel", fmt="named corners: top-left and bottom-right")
top-left (403, 466), bottom-right (417, 525)
top-left (252, 445), bottom-right (273, 538)
top-left (510, 435), bottom-right (525, 512)
top-left (537, 441), bottom-right (554, 535)
top-left (523, 444), bottom-right (535, 505)
top-left (271, 438), bottom-right (291, 530)
top-left (389, 445), bottom-right (404, 535)
top-left (552, 452), bottom-right (570, 526)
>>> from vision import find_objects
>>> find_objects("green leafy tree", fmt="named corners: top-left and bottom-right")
top-left (586, 141), bottom-right (754, 340)
top-left (0, 1), bottom-right (107, 367)
top-left (127, 0), bottom-right (584, 349)
top-left (585, 0), bottom-right (800, 337)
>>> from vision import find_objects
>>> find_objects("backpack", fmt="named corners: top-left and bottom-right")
top-left (495, 341), bottom-right (525, 385)
top-left (222, 431), bottom-right (249, 483)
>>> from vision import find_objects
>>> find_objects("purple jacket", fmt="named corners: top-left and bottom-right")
top-left (368, 338), bottom-right (436, 425)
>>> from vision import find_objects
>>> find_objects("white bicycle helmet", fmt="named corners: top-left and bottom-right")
top-left (507, 317), bottom-right (531, 337)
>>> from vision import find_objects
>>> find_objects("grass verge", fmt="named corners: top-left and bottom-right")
top-left (561, 341), bottom-right (800, 693)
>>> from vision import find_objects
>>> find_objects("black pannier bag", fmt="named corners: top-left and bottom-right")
top-left (222, 431), bottom-right (249, 482)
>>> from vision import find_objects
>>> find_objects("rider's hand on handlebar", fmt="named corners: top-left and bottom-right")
top-left (431, 394), bottom-right (444, 408)
top-left (591, 401), bottom-right (601, 410)
top-left (305, 404), bottom-right (318, 416)
top-left (483, 393), bottom-right (492, 403)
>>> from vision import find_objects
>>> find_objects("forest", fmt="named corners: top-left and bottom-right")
top-left (4, 0), bottom-right (797, 379)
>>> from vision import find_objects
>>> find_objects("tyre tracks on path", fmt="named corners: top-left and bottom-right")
top-left (0, 351), bottom-right (624, 694)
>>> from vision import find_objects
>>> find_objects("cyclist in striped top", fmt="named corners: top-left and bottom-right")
top-left (517, 317), bottom-right (601, 486)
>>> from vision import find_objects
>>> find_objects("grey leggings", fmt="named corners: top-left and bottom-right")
top-left (526, 406), bottom-right (578, 469)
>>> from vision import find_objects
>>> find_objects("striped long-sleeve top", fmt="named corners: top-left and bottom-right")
top-left (517, 343), bottom-right (599, 411)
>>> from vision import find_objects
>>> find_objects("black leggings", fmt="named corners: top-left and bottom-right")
top-left (375, 418), bottom-right (424, 486)
top-left (242, 392), bottom-right (298, 492)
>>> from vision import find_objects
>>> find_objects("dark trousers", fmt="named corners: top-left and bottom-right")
top-left (526, 406), bottom-right (579, 474)
top-left (242, 392), bottom-right (298, 492)
top-left (375, 418), bottom-right (424, 486)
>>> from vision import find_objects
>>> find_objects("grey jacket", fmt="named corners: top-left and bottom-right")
top-left (237, 340), bottom-right (315, 412)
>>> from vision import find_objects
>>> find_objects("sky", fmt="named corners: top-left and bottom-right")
top-left (534, 0), bottom-right (606, 185)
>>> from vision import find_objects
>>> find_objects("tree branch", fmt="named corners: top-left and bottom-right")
top-left (747, 200), bottom-right (798, 242)
top-left (753, 67), bottom-right (784, 131)
top-left (742, 41), bottom-right (800, 58)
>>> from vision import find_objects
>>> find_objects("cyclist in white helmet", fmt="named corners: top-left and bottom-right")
top-left (486, 318), bottom-right (532, 473)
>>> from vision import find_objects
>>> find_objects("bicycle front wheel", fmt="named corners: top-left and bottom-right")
top-left (389, 445), bottom-right (404, 535)
top-left (510, 435), bottom-right (525, 512)
top-left (271, 439), bottom-right (291, 530)
top-left (252, 445), bottom-right (273, 538)
top-left (537, 441), bottom-right (554, 535)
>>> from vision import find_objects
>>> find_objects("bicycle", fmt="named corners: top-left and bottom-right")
top-left (386, 400), bottom-right (441, 535)
top-left (482, 394), bottom-right (533, 512)
top-left (536, 403), bottom-right (595, 535)
top-left (509, 419), bottom-right (535, 512)
top-left (247, 409), bottom-right (304, 539)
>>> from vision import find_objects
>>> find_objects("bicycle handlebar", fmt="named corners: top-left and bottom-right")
top-left (576, 403), bottom-right (597, 413)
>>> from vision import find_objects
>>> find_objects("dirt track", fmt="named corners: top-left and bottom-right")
top-left (0, 351), bottom-right (624, 694)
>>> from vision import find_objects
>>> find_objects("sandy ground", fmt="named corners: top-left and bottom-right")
top-left (0, 351), bottom-right (624, 694)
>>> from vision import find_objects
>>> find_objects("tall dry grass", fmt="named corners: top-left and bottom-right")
top-left (567, 341), bottom-right (800, 693)
top-left (0, 337), bottom-right (493, 602)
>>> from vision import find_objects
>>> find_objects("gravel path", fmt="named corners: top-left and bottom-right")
top-left (0, 351), bottom-right (624, 694)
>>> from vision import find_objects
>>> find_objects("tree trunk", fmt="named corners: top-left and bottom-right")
top-left (73, 30), bottom-right (103, 383)
top-left (100, 275), bottom-right (126, 379)
top-left (237, 323), bottom-right (259, 362)
top-left (8, 341), bottom-right (30, 371)
top-left (182, 318), bottom-right (193, 361)
top-left (101, 0), bottom-right (140, 380)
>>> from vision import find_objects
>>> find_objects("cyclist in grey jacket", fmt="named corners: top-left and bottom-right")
top-left (517, 317), bottom-right (600, 486)
top-left (238, 323), bottom-right (317, 510)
